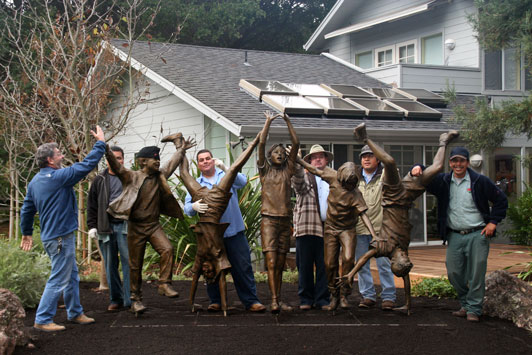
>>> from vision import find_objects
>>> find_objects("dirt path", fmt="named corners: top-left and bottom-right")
top-left (16, 281), bottom-right (532, 354)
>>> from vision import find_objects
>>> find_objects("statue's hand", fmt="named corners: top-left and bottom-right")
top-left (264, 111), bottom-right (281, 123)
top-left (353, 123), bottom-right (368, 142)
top-left (336, 275), bottom-right (350, 289)
top-left (184, 137), bottom-right (196, 150)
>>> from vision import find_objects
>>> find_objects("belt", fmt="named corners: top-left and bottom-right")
top-left (449, 226), bottom-right (484, 235)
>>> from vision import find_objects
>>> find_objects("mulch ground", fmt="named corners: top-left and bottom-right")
top-left (15, 280), bottom-right (532, 355)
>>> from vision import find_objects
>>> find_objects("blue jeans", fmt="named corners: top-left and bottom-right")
top-left (98, 222), bottom-right (131, 307)
top-left (207, 231), bottom-right (261, 309)
top-left (35, 232), bottom-right (83, 325)
top-left (355, 234), bottom-right (396, 302)
top-left (296, 235), bottom-right (329, 307)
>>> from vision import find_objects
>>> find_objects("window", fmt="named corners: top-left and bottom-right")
top-left (421, 33), bottom-right (443, 65)
top-left (375, 46), bottom-right (394, 67)
top-left (397, 41), bottom-right (416, 64)
top-left (355, 51), bottom-right (373, 69)
top-left (484, 48), bottom-right (530, 92)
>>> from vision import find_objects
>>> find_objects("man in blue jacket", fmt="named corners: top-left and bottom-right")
top-left (413, 147), bottom-right (508, 322)
top-left (184, 149), bottom-right (265, 313)
top-left (20, 126), bottom-right (106, 332)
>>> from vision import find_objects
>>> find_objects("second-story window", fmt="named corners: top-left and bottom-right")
top-left (376, 46), bottom-right (394, 67)
top-left (397, 41), bottom-right (416, 64)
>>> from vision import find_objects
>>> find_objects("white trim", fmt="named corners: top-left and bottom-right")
top-left (324, 1), bottom-right (435, 39)
top-left (108, 43), bottom-right (241, 137)
top-left (375, 45), bottom-right (395, 67)
top-left (320, 52), bottom-right (367, 72)
top-left (396, 39), bottom-right (417, 64)
top-left (303, 0), bottom-right (345, 51)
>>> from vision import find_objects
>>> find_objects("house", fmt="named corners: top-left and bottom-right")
top-left (305, 0), bottom-right (532, 242)
top-left (107, 39), bottom-right (480, 246)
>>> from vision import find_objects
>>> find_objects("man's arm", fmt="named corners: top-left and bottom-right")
top-left (184, 190), bottom-right (196, 217)
top-left (482, 177), bottom-right (508, 237)
top-left (20, 190), bottom-right (36, 251)
top-left (87, 176), bottom-right (100, 230)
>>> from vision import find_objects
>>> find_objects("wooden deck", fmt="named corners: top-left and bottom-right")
top-left (364, 244), bottom-right (531, 288)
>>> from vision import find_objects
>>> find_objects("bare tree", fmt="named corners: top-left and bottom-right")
top-left (0, 0), bottom-right (159, 262)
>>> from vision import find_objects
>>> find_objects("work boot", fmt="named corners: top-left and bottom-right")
top-left (130, 300), bottom-right (147, 314)
top-left (439, 130), bottom-right (459, 146)
top-left (33, 322), bottom-right (66, 332)
top-left (158, 284), bottom-right (179, 298)
top-left (339, 295), bottom-right (350, 309)
top-left (358, 298), bottom-right (376, 309)
top-left (71, 314), bottom-right (95, 325)
top-left (452, 308), bottom-right (467, 317)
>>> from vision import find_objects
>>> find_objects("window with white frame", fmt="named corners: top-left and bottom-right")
top-left (484, 47), bottom-right (531, 91)
top-left (355, 51), bottom-right (373, 69)
top-left (397, 40), bottom-right (416, 64)
top-left (375, 45), bottom-right (394, 67)
top-left (421, 33), bottom-right (443, 65)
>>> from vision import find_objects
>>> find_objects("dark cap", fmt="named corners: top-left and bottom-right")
top-left (137, 146), bottom-right (160, 160)
top-left (359, 145), bottom-right (373, 158)
top-left (449, 147), bottom-right (469, 160)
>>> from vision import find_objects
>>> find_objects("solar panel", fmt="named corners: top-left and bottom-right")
top-left (392, 88), bottom-right (446, 106)
top-left (282, 83), bottom-right (334, 96)
top-left (385, 99), bottom-right (442, 119)
top-left (261, 95), bottom-right (324, 115)
top-left (320, 84), bottom-right (376, 99)
top-left (239, 79), bottom-right (297, 100)
top-left (364, 88), bottom-right (410, 100)
top-left (346, 98), bottom-right (404, 118)
top-left (306, 97), bottom-right (365, 116)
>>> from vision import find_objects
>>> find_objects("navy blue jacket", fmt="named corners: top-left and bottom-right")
top-left (426, 167), bottom-right (508, 243)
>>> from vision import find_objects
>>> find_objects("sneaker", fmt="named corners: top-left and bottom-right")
top-left (358, 298), bottom-right (376, 309)
top-left (299, 304), bottom-right (312, 311)
top-left (33, 322), bottom-right (66, 332)
top-left (466, 313), bottom-right (480, 322)
top-left (71, 314), bottom-right (95, 325)
top-left (452, 308), bottom-right (467, 317)
top-left (279, 302), bottom-right (293, 312)
top-left (381, 300), bottom-right (395, 311)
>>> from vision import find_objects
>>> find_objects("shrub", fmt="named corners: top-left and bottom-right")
top-left (0, 239), bottom-right (50, 308)
top-left (411, 276), bottom-right (457, 299)
top-left (503, 249), bottom-right (532, 284)
top-left (504, 186), bottom-right (532, 246)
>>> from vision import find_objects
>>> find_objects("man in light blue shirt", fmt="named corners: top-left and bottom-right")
top-left (184, 149), bottom-right (265, 312)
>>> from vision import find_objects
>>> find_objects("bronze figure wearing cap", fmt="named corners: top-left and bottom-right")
top-left (106, 134), bottom-right (196, 315)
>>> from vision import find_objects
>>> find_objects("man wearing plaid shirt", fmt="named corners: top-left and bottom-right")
top-left (291, 145), bottom-right (332, 310)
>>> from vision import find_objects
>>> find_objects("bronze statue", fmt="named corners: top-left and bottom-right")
top-left (179, 132), bottom-right (262, 317)
top-left (106, 133), bottom-right (196, 316)
top-left (258, 112), bottom-right (300, 313)
top-left (340, 123), bottom-right (458, 314)
top-left (296, 157), bottom-right (378, 311)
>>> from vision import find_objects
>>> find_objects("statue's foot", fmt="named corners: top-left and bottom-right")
top-left (270, 301), bottom-right (280, 314)
top-left (191, 303), bottom-right (202, 312)
top-left (130, 300), bottom-right (147, 314)
top-left (322, 296), bottom-right (339, 311)
top-left (339, 295), bottom-right (349, 310)
top-left (161, 132), bottom-right (183, 144)
top-left (353, 123), bottom-right (368, 142)
top-left (439, 130), bottom-right (459, 146)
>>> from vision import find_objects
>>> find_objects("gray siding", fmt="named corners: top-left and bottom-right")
top-left (320, 0), bottom-right (479, 69)
top-left (106, 78), bottom-right (204, 167)
top-left (400, 65), bottom-right (481, 93)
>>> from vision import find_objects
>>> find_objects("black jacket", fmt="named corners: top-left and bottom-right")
top-left (88, 169), bottom-right (123, 234)
top-left (426, 167), bottom-right (508, 242)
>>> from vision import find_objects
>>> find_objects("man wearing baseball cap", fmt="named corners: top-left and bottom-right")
top-left (422, 146), bottom-right (508, 322)
top-left (291, 144), bottom-right (332, 310)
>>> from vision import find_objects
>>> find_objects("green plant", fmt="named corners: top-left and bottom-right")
top-left (502, 249), bottom-right (532, 283)
top-left (0, 238), bottom-right (50, 308)
top-left (411, 276), bottom-right (457, 299)
top-left (253, 269), bottom-right (299, 284)
top-left (504, 186), bottom-right (532, 246)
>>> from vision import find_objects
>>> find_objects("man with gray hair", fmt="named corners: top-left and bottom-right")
top-left (20, 126), bottom-right (106, 332)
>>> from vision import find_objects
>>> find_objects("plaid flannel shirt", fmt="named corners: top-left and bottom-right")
top-left (291, 164), bottom-right (324, 238)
